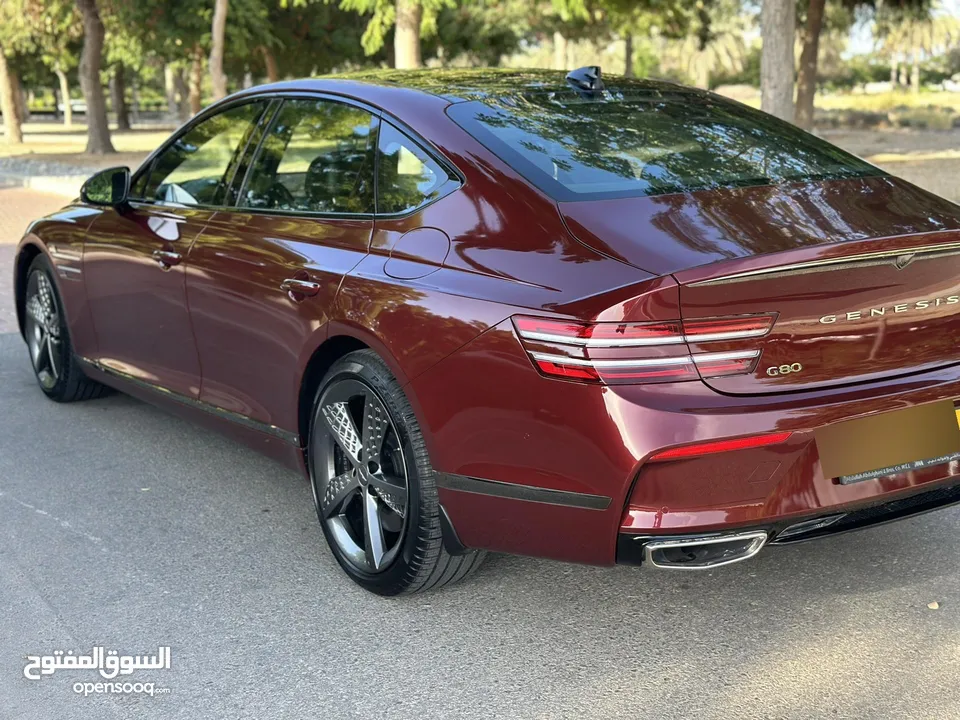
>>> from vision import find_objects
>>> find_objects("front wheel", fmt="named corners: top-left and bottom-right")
top-left (22, 255), bottom-right (109, 402)
top-left (309, 349), bottom-right (485, 595)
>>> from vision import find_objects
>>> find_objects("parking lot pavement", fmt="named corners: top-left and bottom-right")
top-left (0, 188), bottom-right (70, 334)
top-left (2, 332), bottom-right (960, 719)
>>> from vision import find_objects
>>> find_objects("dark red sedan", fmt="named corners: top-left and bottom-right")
top-left (14, 68), bottom-right (960, 594)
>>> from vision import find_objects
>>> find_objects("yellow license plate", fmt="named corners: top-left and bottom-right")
top-left (816, 400), bottom-right (960, 481)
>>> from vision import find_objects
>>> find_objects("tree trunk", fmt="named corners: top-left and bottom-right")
top-left (910, 51), bottom-right (920, 94)
top-left (794, 0), bottom-right (825, 130)
top-left (694, 60), bottom-right (710, 90)
top-left (260, 46), bottom-right (279, 82)
top-left (189, 48), bottom-right (203, 115)
top-left (209, 0), bottom-right (229, 100)
top-left (394, 0), bottom-right (423, 69)
top-left (0, 49), bottom-right (23, 145)
top-left (130, 75), bottom-right (140, 123)
top-left (760, 0), bottom-right (796, 123)
top-left (624, 34), bottom-right (634, 77)
top-left (163, 63), bottom-right (178, 120)
top-left (76, 0), bottom-right (115, 154)
top-left (898, 62), bottom-right (908, 86)
top-left (890, 60), bottom-right (897, 86)
top-left (173, 68), bottom-right (190, 122)
top-left (111, 63), bottom-right (130, 131)
top-left (553, 31), bottom-right (568, 71)
top-left (55, 66), bottom-right (73, 127)
top-left (12, 73), bottom-right (28, 123)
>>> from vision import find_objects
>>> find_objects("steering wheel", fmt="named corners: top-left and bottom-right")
top-left (263, 182), bottom-right (296, 210)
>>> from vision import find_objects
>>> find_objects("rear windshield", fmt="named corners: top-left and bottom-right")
top-left (447, 89), bottom-right (884, 201)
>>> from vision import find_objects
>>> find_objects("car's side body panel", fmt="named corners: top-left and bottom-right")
top-left (186, 210), bottom-right (371, 432)
top-left (15, 73), bottom-right (960, 571)
top-left (83, 204), bottom-right (213, 398)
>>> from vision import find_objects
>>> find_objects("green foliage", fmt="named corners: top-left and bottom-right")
top-left (425, 0), bottom-right (530, 66)
top-left (242, 1), bottom-right (374, 77)
top-left (339, 0), bottom-right (456, 56)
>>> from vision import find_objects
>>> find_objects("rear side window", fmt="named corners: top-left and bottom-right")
top-left (376, 122), bottom-right (453, 215)
top-left (447, 90), bottom-right (884, 201)
top-left (240, 99), bottom-right (375, 214)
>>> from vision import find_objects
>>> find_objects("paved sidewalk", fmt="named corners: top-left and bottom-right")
top-left (0, 187), bottom-right (70, 333)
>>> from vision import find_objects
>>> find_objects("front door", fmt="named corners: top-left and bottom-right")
top-left (83, 101), bottom-right (268, 398)
top-left (185, 97), bottom-right (377, 433)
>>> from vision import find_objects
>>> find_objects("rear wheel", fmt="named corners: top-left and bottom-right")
top-left (23, 255), bottom-right (109, 402)
top-left (309, 350), bottom-right (485, 595)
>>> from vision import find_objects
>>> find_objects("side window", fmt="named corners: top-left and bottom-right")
top-left (143, 102), bottom-right (265, 206)
top-left (376, 122), bottom-right (452, 215)
top-left (240, 99), bottom-right (375, 214)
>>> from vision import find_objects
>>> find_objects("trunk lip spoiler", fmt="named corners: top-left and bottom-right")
top-left (687, 240), bottom-right (960, 287)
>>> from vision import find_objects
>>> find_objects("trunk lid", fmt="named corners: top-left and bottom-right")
top-left (560, 176), bottom-right (960, 394)
top-left (678, 233), bottom-right (960, 394)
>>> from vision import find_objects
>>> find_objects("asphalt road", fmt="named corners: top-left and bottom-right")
top-left (2, 330), bottom-right (960, 719)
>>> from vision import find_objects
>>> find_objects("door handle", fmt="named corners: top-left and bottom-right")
top-left (280, 278), bottom-right (321, 297)
top-left (152, 250), bottom-right (182, 269)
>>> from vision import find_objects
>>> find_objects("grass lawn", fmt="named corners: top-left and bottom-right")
top-left (0, 122), bottom-right (172, 170)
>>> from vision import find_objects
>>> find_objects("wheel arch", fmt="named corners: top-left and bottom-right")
top-left (14, 240), bottom-right (46, 339)
top-left (297, 334), bottom-right (370, 453)
top-left (296, 324), bottom-right (434, 464)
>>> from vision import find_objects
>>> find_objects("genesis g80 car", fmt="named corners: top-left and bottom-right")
top-left (14, 67), bottom-right (960, 594)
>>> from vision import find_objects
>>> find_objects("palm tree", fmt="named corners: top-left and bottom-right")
top-left (877, 3), bottom-right (960, 93)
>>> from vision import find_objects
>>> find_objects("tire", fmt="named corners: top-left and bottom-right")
top-left (22, 254), bottom-right (110, 403)
top-left (308, 349), bottom-right (485, 595)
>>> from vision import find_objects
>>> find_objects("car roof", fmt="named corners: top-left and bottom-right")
top-left (231, 69), bottom-right (698, 110)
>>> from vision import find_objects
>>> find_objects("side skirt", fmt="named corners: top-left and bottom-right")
top-left (77, 357), bottom-right (301, 447)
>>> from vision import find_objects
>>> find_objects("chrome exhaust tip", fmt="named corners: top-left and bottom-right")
top-left (643, 530), bottom-right (769, 570)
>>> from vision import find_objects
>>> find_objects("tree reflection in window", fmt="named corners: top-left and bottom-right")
top-left (448, 87), bottom-right (884, 201)
top-left (144, 102), bottom-right (264, 206)
top-left (241, 99), bottom-right (375, 214)
top-left (376, 122), bottom-right (452, 215)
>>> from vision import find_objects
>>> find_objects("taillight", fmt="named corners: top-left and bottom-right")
top-left (513, 314), bottom-right (774, 384)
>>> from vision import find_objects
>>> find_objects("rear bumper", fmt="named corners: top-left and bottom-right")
top-left (414, 318), bottom-right (960, 566)
top-left (618, 474), bottom-right (960, 568)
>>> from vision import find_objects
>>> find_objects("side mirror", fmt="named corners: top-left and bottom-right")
top-left (80, 167), bottom-right (131, 207)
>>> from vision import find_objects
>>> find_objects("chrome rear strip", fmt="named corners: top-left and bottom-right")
top-left (688, 241), bottom-right (960, 287)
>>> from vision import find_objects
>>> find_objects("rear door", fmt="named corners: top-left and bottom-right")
top-left (83, 101), bottom-right (267, 397)
top-left (185, 96), bottom-right (377, 433)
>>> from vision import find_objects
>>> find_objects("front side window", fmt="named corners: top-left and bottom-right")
top-left (376, 122), bottom-right (452, 215)
top-left (447, 88), bottom-right (884, 201)
top-left (240, 99), bottom-right (375, 214)
top-left (140, 102), bottom-right (265, 206)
